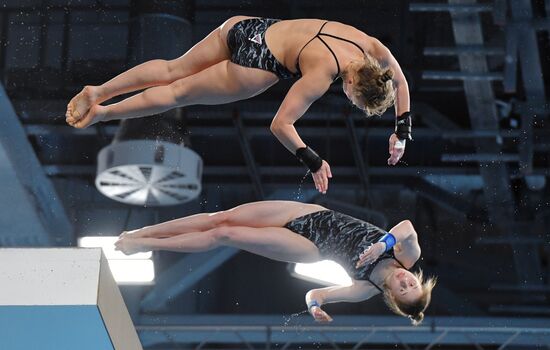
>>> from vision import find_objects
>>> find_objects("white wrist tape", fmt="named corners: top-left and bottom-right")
top-left (394, 139), bottom-right (406, 149)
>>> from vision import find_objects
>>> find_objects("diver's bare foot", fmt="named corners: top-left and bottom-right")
top-left (67, 104), bottom-right (107, 129)
top-left (114, 236), bottom-right (150, 256)
top-left (66, 86), bottom-right (101, 125)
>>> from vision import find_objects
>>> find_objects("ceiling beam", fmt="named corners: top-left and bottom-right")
top-left (0, 84), bottom-right (73, 246)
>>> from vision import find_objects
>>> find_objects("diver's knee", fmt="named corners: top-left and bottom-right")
top-left (169, 79), bottom-right (190, 105)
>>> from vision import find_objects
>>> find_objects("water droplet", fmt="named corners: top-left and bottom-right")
top-left (294, 171), bottom-right (310, 200)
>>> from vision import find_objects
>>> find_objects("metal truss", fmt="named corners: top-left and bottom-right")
top-left (136, 315), bottom-right (550, 349)
top-left (410, 0), bottom-right (549, 315)
top-left (0, 84), bottom-right (73, 246)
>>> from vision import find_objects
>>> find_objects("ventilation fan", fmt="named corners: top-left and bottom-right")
top-left (96, 140), bottom-right (202, 206)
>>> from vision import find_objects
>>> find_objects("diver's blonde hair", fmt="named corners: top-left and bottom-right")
top-left (382, 269), bottom-right (437, 326)
top-left (343, 54), bottom-right (396, 116)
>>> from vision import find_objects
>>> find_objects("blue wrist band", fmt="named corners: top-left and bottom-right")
top-left (378, 233), bottom-right (397, 252)
top-left (307, 300), bottom-right (320, 311)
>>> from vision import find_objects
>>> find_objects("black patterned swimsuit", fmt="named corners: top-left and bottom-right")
top-left (284, 210), bottom-right (407, 292)
top-left (227, 18), bottom-right (365, 80)
top-left (227, 18), bottom-right (299, 80)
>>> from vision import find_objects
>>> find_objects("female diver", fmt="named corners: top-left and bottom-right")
top-left (115, 200), bottom-right (435, 325)
top-left (66, 16), bottom-right (413, 194)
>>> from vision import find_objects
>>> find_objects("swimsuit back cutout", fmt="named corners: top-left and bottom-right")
top-left (295, 21), bottom-right (365, 79)
top-left (365, 256), bottom-right (408, 294)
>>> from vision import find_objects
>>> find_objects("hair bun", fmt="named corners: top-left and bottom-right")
top-left (410, 312), bottom-right (424, 326)
top-left (380, 69), bottom-right (394, 83)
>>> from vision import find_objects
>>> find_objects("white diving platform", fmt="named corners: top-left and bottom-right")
top-left (0, 248), bottom-right (143, 350)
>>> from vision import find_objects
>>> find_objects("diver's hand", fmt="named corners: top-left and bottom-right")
top-left (356, 242), bottom-right (386, 268)
top-left (312, 160), bottom-right (332, 194)
top-left (388, 133), bottom-right (405, 165)
top-left (310, 306), bottom-right (333, 323)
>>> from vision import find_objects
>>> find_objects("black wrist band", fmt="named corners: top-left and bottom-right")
top-left (295, 146), bottom-right (323, 173)
top-left (395, 112), bottom-right (413, 141)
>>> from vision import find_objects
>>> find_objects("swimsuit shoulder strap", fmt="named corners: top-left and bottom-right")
top-left (296, 21), bottom-right (365, 79)
top-left (317, 21), bottom-right (331, 35)
top-left (315, 34), bottom-right (341, 77)
top-left (295, 21), bottom-right (331, 73)
top-left (365, 253), bottom-right (408, 294)
top-left (365, 276), bottom-right (385, 293)
top-left (298, 21), bottom-right (330, 56)
top-left (363, 255), bottom-right (388, 294)
top-left (317, 32), bottom-right (365, 54)
top-left (392, 253), bottom-right (408, 270)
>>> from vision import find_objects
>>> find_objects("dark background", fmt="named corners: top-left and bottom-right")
top-left (0, 0), bottom-right (549, 349)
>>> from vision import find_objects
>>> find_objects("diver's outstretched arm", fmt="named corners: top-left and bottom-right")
top-left (305, 281), bottom-right (373, 322)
